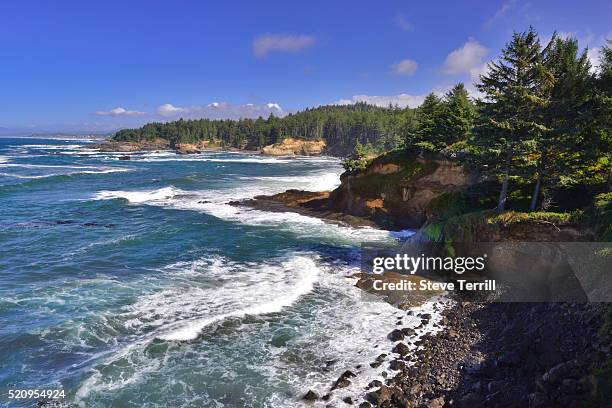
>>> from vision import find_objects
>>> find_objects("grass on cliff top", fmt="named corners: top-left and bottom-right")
top-left (349, 159), bottom-right (431, 199)
top-left (593, 192), bottom-right (612, 241)
top-left (368, 148), bottom-right (420, 168)
top-left (423, 210), bottom-right (580, 242)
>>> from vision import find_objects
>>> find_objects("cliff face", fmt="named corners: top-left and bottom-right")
top-left (328, 151), bottom-right (474, 229)
top-left (261, 138), bottom-right (326, 156)
top-left (175, 140), bottom-right (222, 154)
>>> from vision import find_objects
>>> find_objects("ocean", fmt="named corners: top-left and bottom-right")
top-left (0, 138), bottom-right (441, 407)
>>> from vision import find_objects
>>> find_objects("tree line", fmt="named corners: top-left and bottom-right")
top-left (113, 103), bottom-right (417, 156)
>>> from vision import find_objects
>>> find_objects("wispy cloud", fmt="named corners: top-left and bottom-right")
top-left (334, 93), bottom-right (426, 108)
top-left (156, 102), bottom-right (284, 119)
top-left (393, 14), bottom-right (414, 32)
top-left (93, 107), bottom-right (145, 117)
top-left (442, 38), bottom-right (488, 75)
top-left (252, 34), bottom-right (315, 58)
top-left (484, 0), bottom-right (517, 29)
top-left (390, 59), bottom-right (418, 76)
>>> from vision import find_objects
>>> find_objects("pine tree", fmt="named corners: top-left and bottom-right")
top-left (440, 83), bottom-right (476, 148)
top-left (529, 35), bottom-right (592, 210)
top-left (410, 93), bottom-right (444, 149)
top-left (591, 41), bottom-right (612, 190)
top-left (476, 27), bottom-right (551, 213)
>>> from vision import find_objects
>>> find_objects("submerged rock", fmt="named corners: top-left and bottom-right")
top-left (332, 370), bottom-right (357, 390)
top-left (302, 390), bottom-right (319, 401)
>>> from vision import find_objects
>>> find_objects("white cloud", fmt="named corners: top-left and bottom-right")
top-left (582, 31), bottom-right (611, 71)
top-left (391, 59), bottom-right (418, 76)
top-left (442, 39), bottom-right (488, 75)
top-left (252, 34), bottom-right (315, 58)
top-left (588, 47), bottom-right (603, 71)
top-left (156, 102), bottom-right (284, 120)
top-left (393, 14), bottom-right (413, 32)
top-left (334, 93), bottom-right (426, 108)
top-left (93, 107), bottom-right (145, 117)
top-left (156, 103), bottom-right (187, 117)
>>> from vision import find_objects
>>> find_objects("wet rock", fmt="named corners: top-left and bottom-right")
top-left (332, 370), bottom-right (357, 390)
top-left (389, 359), bottom-right (405, 371)
top-left (366, 385), bottom-right (395, 405)
top-left (527, 392), bottom-right (549, 408)
top-left (561, 378), bottom-right (577, 393)
top-left (487, 381), bottom-right (504, 394)
top-left (302, 390), bottom-right (319, 401)
top-left (496, 350), bottom-right (521, 367)
top-left (542, 360), bottom-right (579, 384)
top-left (326, 359), bottom-right (337, 367)
top-left (392, 342), bottom-right (410, 356)
top-left (118, 155), bottom-right (131, 160)
top-left (367, 380), bottom-right (383, 389)
top-left (458, 392), bottom-right (483, 407)
top-left (359, 403), bottom-right (372, 408)
top-left (388, 329), bottom-right (405, 341)
top-left (401, 327), bottom-right (416, 337)
top-left (342, 396), bottom-right (353, 404)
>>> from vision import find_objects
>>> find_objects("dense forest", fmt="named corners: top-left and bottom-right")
top-left (113, 103), bottom-right (417, 155)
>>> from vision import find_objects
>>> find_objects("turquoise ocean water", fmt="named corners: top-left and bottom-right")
top-left (0, 137), bottom-right (431, 407)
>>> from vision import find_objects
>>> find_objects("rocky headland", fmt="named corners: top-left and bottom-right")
top-left (261, 137), bottom-right (326, 156)
top-left (230, 149), bottom-right (610, 407)
top-left (94, 137), bottom-right (327, 156)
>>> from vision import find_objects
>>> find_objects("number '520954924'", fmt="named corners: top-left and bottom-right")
top-left (7, 389), bottom-right (65, 399)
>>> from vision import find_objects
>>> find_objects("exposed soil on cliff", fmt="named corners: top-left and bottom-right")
top-left (261, 138), bottom-right (326, 156)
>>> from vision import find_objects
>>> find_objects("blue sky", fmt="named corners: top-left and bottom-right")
top-left (0, 0), bottom-right (610, 133)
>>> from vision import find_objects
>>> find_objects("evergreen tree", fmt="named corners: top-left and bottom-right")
top-left (440, 83), bottom-right (476, 147)
top-left (476, 27), bottom-right (552, 213)
top-left (529, 35), bottom-right (592, 210)
top-left (591, 41), bottom-right (612, 190)
top-left (410, 93), bottom-right (444, 149)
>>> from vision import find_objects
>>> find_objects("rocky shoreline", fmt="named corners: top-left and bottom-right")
top-left (301, 295), bottom-right (606, 408)
top-left (93, 138), bottom-right (326, 156)
top-left (366, 299), bottom-right (604, 407)
top-left (232, 192), bottom-right (609, 407)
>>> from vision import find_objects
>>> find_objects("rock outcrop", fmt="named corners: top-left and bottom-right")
top-left (94, 138), bottom-right (170, 152)
top-left (261, 138), bottom-right (325, 156)
top-left (95, 139), bottom-right (223, 154)
top-left (175, 140), bottom-right (223, 154)
top-left (328, 151), bottom-right (474, 228)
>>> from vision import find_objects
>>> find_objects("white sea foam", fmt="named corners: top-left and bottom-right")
top-left (93, 184), bottom-right (395, 244)
top-left (0, 166), bottom-right (131, 179)
top-left (94, 186), bottom-right (181, 203)
top-left (73, 254), bottom-right (322, 401)
top-left (72, 253), bottom-right (447, 407)
top-left (156, 256), bottom-right (320, 341)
